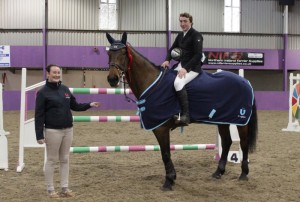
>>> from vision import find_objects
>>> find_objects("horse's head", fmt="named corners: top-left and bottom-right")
top-left (106, 32), bottom-right (129, 87)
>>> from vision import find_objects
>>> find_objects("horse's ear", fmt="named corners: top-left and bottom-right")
top-left (106, 32), bottom-right (115, 44)
top-left (121, 32), bottom-right (127, 45)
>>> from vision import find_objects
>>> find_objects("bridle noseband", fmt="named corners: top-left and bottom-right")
top-left (108, 62), bottom-right (125, 80)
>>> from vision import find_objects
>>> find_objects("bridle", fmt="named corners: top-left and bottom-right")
top-left (108, 43), bottom-right (135, 103)
top-left (108, 42), bottom-right (133, 79)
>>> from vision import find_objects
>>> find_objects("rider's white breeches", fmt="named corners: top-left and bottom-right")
top-left (174, 63), bottom-right (199, 91)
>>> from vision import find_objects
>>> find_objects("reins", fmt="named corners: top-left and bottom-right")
top-left (126, 44), bottom-right (133, 82)
top-left (121, 44), bottom-right (135, 103)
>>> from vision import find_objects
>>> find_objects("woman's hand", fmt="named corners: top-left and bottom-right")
top-left (37, 139), bottom-right (45, 144)
top-left (90, 102), bottom-right (101, 107)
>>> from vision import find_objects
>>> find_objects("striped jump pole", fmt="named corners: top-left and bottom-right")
top-left (73, 116), bottom-right (140, 122)
top-left (70, 144), bottom-right (216, 153)
top-left (69, 88), bottom-right (133, 94)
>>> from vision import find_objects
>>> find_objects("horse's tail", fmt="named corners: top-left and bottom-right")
top-left (248, 98), bottom-right (258, 153)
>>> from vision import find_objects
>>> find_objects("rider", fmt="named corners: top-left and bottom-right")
top-left (161, 12), bottom-right (204, 125)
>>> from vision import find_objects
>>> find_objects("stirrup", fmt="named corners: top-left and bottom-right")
top-left (173, 115), bottom-right (189, 126)
top-left (174, 114), bottom-right (190, 125)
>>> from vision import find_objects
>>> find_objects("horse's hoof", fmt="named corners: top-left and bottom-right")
top-left (161, 180), bottom-right (174, 191)
top-left (212, 167), bottom-right (225, 179)
top-left (212, 173), bottom-right (222, 179)
top-left (160, 186), bottom-right (173, 191)
top-left (238, 174), bottom-right (249, 181)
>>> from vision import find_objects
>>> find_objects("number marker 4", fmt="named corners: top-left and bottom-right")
top-left (228, 151), bottom-right (241, 163)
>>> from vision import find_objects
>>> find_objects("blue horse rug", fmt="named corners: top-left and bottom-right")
top-left (136, 69), bottom-right (254, 131)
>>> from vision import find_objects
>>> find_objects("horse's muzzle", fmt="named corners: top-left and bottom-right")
top-left (107, 75), bottom-right (119, 87)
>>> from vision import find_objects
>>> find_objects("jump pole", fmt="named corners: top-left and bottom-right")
top-left (70, 144), bottom-right (216, 153)
top-left (69, 88), bottom-right (133, 94)
top-left (0, 83), bottom-right (10, 171)
top-left (282, 73), bottom-right (300, 132)
top-left (73, 116), bottom-right (140, 122)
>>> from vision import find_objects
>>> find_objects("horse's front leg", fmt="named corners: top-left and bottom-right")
top-left (153, 125), bottom-right (176, 191)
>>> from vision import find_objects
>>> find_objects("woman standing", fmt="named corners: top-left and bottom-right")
top-left (35, 64), bottom-right (100, 198)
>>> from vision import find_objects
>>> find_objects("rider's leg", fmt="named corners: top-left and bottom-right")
top-left (174, 64), bottom-right (199, 124)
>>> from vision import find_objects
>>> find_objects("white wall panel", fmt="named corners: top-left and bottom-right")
top-left (0, 0), bottom-right (43, 28)
top-left (171, 0), bottom-right (223, 32)
top-left (204, 34), bottom-right (283, 49)
top-left (48, 31), bottom-right (96, 46)
top-left (289, 36), bottom-right (300, 50)
top-left (0, 32), bottom-right (42, 45)
top-left (126, 33), bottom-right (166, 47)
top-left (48, 0), bottom-right (99, 30)
top-left (119, 0), bottom-right (166, 31)
top-left (48, 31), bottom-right (166, 47)
top-left (0, 0), bottom-right (297, 50)
top-left (288, 0), bottom-right (300, 35)
top-left (172, 33), bottom-right (282, 49)
top-left (241, 0), bottom-right (283, 34)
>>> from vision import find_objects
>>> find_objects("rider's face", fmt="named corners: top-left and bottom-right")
top-left (179, 16), bottom-right (192, 32)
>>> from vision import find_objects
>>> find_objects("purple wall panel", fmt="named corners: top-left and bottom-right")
top-left (47, 46), bottom-right (108, 67)
top-left (11, 46), bottom-right (299, 70)
top-left (286, 50), bottom-right (300, 70)
top-left (2, 90), bottom-right (289, 111)
top-left (3, 91), bottom-right (21, 111)
top-left (134, 47), bottom-right (167, 65)
top-left (9, 46), bottom-right (167, 68)
top-left (11, 46), bottom-right (44, 67)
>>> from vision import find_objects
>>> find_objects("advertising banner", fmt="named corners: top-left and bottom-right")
top-left (0, 46), bottom-right (11, 67)
top-left (204, 51), bottom-right (264, 66)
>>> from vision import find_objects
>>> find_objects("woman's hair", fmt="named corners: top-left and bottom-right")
top-left (179, 12), bottom-right (193, 24)
top-left (46, 64), bottom-right (59, 73)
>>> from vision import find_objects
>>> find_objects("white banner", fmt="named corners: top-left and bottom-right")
top-left (0, 46), bottom-right (11, 67)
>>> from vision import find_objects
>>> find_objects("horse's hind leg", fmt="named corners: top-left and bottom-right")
top-left (237, 125), bottom-right (249, 181)
top-left (153, 125), bottom-right (176, 191)
top-left (212, 124), bottom-right (231, 179)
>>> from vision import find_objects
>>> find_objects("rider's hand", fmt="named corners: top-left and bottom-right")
top-left (161, 61), bottom-right (170, 69)
top-left (177, 68), bottom-right (187, 79)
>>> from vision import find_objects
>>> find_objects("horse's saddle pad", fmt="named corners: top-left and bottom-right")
top-left (137, 69), bottom-right (254, 130)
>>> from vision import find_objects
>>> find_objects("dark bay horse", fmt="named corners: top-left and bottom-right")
top-left (105, 32), bottom-right (258, 191)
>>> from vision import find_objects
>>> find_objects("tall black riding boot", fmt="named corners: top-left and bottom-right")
top-left (175, 88), bottom-right (190, 125)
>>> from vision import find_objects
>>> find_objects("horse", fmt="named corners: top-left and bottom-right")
top-left (105, 32), bottom-right (258, 191)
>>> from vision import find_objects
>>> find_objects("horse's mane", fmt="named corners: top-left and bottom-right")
top-left (127, 43), bottom-right (162, 70)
